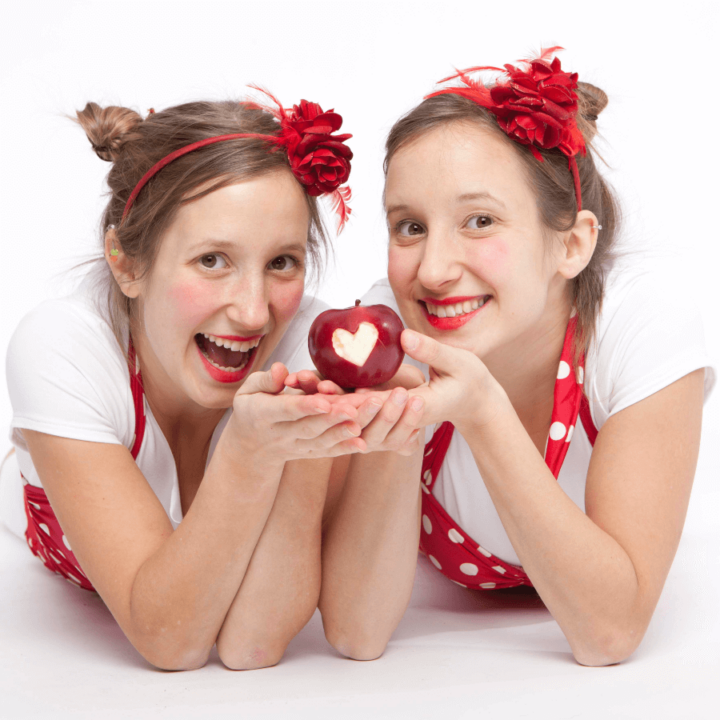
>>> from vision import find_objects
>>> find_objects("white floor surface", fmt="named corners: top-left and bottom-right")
top-left (1, 490), bottom-right (718, 720)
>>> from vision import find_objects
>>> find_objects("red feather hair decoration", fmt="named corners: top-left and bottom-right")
top-left (122, 89), bottom-right (353, 232)
top-left (426, 47), bottom-right (586, 211)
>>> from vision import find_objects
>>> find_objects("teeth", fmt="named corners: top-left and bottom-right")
top-left (203, 333), bottom-right (262, 350)
top-left (198, 345), bottom-right (250, 373)
top-left (425, 297), bottom-right (489, 317)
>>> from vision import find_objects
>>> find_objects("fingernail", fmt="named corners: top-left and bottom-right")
top-left (393, 390), bottom-right (408, 406)
top-left (344, 425), bottom-right (360, 437)
top-left (410, 396), bottom-right (424, 412)
top-left (369, 399), bottom-right (382, 412)
top-left (403, 331), bottom-right (418, 351)
top-left (314, 406), bottom-right (330, 414)
top-left (338, 414), bottom-right (351, 421)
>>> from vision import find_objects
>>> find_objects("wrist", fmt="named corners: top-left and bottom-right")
top-left (452, 374), bottom-right (511, 437)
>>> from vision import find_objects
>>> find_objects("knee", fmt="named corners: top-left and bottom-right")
top-left (323, 623), bottom-right (388, 661)
top-left (217, 638), bottom-right (286, 671)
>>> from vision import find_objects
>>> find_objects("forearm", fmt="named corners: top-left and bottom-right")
top-left (127, 441), bottom-right (284, 669)
top-left (215, 457), bottom-right (332, 670)
top-left (458, 406), bottom-right (641, 665)
top-left (319, 448), bottom-right (423, 660)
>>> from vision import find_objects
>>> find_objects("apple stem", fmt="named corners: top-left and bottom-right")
top-left (355, 299), bottom-right (361, 307)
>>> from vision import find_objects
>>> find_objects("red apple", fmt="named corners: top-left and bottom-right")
top-left (308, 301), bottom-right (405, 389)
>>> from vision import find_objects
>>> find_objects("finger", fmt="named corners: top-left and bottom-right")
top-left (316, 379), bottom-right (345, 395)
top-left (401, 330), bottom-right (465, 376)
top-left (360, 386), bottom-right (409, 448)
top-left (353, 395), bottom-right (384, 429)
top-left (284, 372), bottom-right (301, 389)
top-left (397, 428), bottom-right (423, 457)
top-left (296, 370), bottom-right (322, 395)
top-left (237, 362), bottom-right (288, 396)
top-left (382, 394), bottom-right (425, 448)
top-left (275, 401), bottom-right (359, 440)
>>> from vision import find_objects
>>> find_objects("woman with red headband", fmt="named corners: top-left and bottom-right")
top-left (2, 94), bottom-right (385, 670)
top-left (315, 49), bottom-right (716, 666)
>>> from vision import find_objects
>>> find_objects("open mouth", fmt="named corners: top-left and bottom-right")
top-left (194, 333), bottom-right (262, 382)
top-left (419, 295), bottom-right (492, 329)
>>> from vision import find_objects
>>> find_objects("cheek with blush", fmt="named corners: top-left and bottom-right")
top-left (269, 282), bottom-right (305, 330)
top-left (467, 236), bottom-right (511, 287)
top-left (165, 279), bottom-right (224, 331)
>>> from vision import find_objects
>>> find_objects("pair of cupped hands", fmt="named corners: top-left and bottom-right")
top-left (230, 328), bottom-right (500, 464)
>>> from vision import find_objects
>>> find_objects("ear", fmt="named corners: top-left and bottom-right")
top-left (556, 210), bottom-right (599, 280)
top-left (105, 228), bottom-right (141, 299)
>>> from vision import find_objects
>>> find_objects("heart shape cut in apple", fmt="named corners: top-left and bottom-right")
top-left (309, 301), bottom-right (405, 388)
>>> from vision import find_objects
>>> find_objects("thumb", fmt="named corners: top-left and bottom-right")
top-left (237, 362), bottom-right (288, 395)
top-left (401, 329), bottom-right (463, 376)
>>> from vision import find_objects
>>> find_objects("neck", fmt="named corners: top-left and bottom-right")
top-left (483, 304), bottom-right (572, 449)
top-left (130, 324), bottom-right (226, 447)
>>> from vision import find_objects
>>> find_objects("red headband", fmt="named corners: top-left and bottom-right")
top-left (426, 47), bottom-right (586, 212)
top-left (122, 89), bottom-right (353, 232)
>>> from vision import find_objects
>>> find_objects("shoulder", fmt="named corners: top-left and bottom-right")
top-left (263, 294), bottom-right (330, 374)
top-left (7, 287), bottom-right (133, 449)
top-left (360, 278), bottom-right (400, 313)
top-left (586, 254), bottom-right (716, 426)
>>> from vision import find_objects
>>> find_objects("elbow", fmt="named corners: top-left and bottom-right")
top-left (570, 624), bottom-right (643, 667)
top-left (139, 643), bottom-right (211, 672)
top-left (322, 616), bottom-right (390, 661)
top-left (217, 636), bottom-right (287, 671)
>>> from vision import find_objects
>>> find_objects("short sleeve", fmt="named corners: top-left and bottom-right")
top-left (586, 261), bottom-right (716, 427)
top-left (262, 294), bottom-right (330, 374)
top-left (6, 297), bottom-right (134, 452)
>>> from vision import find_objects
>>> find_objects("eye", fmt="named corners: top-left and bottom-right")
top-left (199, 254), bottom-right (228, 269)
top-left (396, 221), bottom-right (425, 237)
top-left (268, 255), bottom-right (299, 272)
top-left (466, 214), bottom-right (494, 230)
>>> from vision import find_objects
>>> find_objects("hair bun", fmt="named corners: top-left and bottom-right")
top-left (75, 102), bottom-right (143, 162)
top-left (575, 82), bottom-right (608, 143)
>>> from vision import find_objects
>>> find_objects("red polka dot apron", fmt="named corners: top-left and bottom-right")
top-left (22, 341), bottom-right (146, 592)
top-left (419, 316), bottom-right (598, 589)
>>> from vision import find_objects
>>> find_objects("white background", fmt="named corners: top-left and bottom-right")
top-left (1, 2), bottom-right (718, 474)
top-left (1, 2), bottom-right (718, 717)
top-left (2, 0), bottom-right (717, 490)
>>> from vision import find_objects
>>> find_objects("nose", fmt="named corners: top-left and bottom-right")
top-left (416, 229), bottom-right (462, 292)
top-left (225, 270), bottom-right (270, 332)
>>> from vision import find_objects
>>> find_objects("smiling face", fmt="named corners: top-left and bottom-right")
top-left (385, 121), bottom-right (574, 365)
top-left (130, 170), bottom-right (309, 410)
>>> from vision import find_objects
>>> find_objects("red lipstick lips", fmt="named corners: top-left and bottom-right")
top-left (420, 296), bottom-right (491, 330)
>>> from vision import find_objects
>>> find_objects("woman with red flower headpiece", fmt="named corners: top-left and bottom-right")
top-left (310, 49), bottom-right (716, 666)
top-left (0, 93), bottom-right (387, 671)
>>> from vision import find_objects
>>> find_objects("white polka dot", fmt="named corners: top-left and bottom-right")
top-left (62, 535), bottom-right (72, 551)
top-left (28, 538), bottom-right (33, 548)
top-left (477, 545), bottom-right (492, 557)
top-left (29, 501), bottom-right (41, 510)
top-left (422, 514), bottom-right (432, 534)
top-left (557, 360), bottom-right (571, 379)
top-left (480, 582), bottom-right (497, 589)
top-left (549, 421), bottom-right (566, 441)
top-left (460, 563), bottom-right (479, 576)
top-left (452, 580), bottom-right (467, 588)
top-left (565, 425), bottom-right (574, 443)
top-left (424, 446), bottom-right (433, 457)
top-left (421, 483), bottom-right (430, 495)
top-left (448, 528), bottom-right (464, 543)
top-left (576, 366), bottom-right (584, 384)
top-left (492, 565), bottom-right (507, 574)
top-left (423, 469), bottom-right (432, 484)
top-left (570, 308), bottom-right (577, 318)
top-left (38, 523), bottom-right (50, 536)
top-left (428, 555), bottom-right (442, 570)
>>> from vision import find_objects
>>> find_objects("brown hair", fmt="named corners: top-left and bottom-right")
top-left (384, 82), bottom-right (620, 358)
top-left (76, 100), bottom-right (328, 350)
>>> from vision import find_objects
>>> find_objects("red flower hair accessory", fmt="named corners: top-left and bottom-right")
top-left (427, 47), bottom-right (586, 211)
top-left (122, 90), bottom-right (353, 232)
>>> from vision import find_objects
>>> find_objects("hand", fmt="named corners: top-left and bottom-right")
top-left (227, 363), bottom-right (367, 463)
top-left (400, 329), bottom-right (508, 432)
top-left (285, 365), bottom-right (427, 456)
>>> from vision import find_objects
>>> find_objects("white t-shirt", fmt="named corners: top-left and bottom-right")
top-left (2, 273), bottom-right (327, 536)
top-left (361, 258), bottom-right (716, 566)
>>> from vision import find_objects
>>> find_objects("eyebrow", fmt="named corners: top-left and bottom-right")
top-left (187, 238), bottom-right (307, 255)
top-left (386, 191), bottom-right (506, 215)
